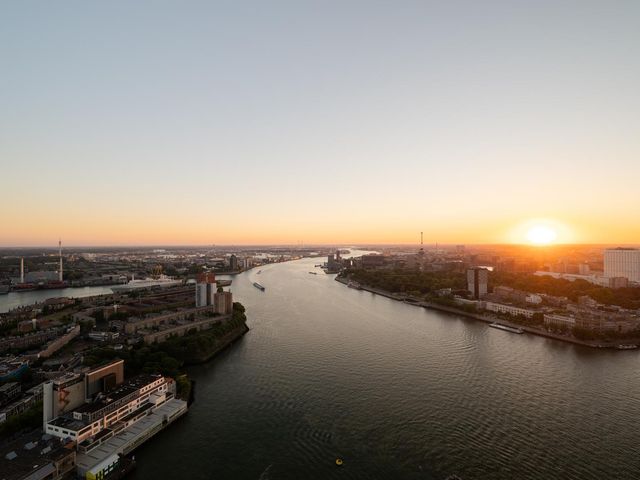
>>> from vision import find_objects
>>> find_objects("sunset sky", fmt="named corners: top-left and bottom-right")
top-left (1, 1), bottom-right (639, 246)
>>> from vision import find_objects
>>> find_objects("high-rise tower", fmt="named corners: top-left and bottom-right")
top-left (467, 267), bottom-right (489, 299)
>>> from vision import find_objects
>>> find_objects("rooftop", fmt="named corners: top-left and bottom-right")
top-left (48, 415), bottom-right (88, 431)
top-left (0, 430), bottom-right (74, 480)
top-left (75, 399), bottom-right (187, 476)
top-left (75, 374), bottom-right (162, 415)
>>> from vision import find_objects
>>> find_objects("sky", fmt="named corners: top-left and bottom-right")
top-left (1, 1), bottom-right (639, 246)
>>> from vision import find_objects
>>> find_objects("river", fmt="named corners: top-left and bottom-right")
top-left (0, 286), bottom-right (117, 313)
top-left (122, 255), bottom-right (637, 479)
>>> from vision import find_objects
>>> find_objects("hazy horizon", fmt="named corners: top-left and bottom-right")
top-left (2, 1), bottom-right (639, 246)
top-left (1, 241), bottom-right (639, 250)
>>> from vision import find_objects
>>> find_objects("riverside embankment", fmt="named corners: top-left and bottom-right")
top-left (334, 275), bottom-right (623, 349)
top-left (183, 321), bottom-right (250, 365)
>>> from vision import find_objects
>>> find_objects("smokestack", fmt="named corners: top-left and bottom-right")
top-left (58, 239), bottom-right (63, 282)
top-left (20, 257), bottom-right (24, 284)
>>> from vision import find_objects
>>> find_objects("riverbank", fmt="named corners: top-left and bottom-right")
top-left (335, 276), bottom-right (629, 350)
top-left (183, 321), bottom-right (250, 365)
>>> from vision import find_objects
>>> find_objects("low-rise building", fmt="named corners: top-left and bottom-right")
top-left (544, 313), bottom-right (575, 329)
top-left (39, 325), bottom-right (81, 358)
top-left (533, 271), bottom-right (627, 288)
top-left (0, 329), bottom-right (62, 353)
top-left (124, 305), bottom-right (216, 334)
top-left (0, 381), bottom-right (21, 403)
top-left (0, 383), bottom-right (43, 424)
top-left (88, 331), bottom-right (120, 342)
top-left (0, 432), bottom-right (76, 480)
top-left (566, 305), bottom-right (640, 334)
top-left (141, 315), bottom-right (227, 344)
top-left (484, 301), bottom-right (537, 319)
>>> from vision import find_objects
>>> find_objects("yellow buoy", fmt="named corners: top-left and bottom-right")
top-left (335, 458), bottom-right (344, 466)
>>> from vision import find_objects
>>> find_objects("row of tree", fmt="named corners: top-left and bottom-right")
top-left (344, 268), bottom-right (466, 295)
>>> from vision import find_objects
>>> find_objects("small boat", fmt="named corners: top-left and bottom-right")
top-left (308, 272), bottom-right (318, 275)
top-left (253, 282), bottom-right (265, 291)
top-left (489, 323), bottom-right (524, 334)
top-left (257, 270), bottom-right (262, 274)
top-left (347, 281), bottom-right (361, 290)
top-left (616, 344), bottom-right (638, 350)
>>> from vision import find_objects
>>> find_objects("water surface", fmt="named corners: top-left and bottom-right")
top-left (0, 286), bottom-right (116, 313)
top-left (125, 255), bottom-right (640, 479)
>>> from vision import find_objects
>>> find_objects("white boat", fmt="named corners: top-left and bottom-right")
top-left (616, 344), bottom-right (638, 350)
top-left (489, 322), bottom-right (524, 334)
top-left (111, 275), bottom-right (183, 293)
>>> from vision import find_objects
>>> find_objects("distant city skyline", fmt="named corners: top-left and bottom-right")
top-left (1, 1), bottom-right (639, 246)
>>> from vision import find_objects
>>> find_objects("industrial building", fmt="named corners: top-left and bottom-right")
top-left (39, 358), bottom-right (188, 480)
top-left (195, 272), bottom-right (216, 307)
top-left (214, 291), bottom-right (234, 315)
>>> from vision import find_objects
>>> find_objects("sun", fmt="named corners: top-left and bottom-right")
top-left (526, 225), bottom-right (557, 245)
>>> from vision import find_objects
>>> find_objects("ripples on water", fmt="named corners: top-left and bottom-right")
top-left (130, 256), bottom-right (640, 480)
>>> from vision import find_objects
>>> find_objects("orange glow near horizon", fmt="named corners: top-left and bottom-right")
top-left (2, 209), bottom-right (639, 247)
top-left (505, 218), bottom-right (577, 247)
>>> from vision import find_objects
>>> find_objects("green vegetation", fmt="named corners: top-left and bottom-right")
top-left (427, 295), bottom-right (478, 313)
top-left (187, 265), bottom-right (205, 275)
top-left (0, 319), bottom-right (18, 334)
top-left (0, 402), bottom-right (42, 437)
top-left (175, 374), bottom-right (191, 400)
top-left (344, 269), bottom-right (466, 295)
top-left (82, 303), bottom-right (248, 399)
top-left (491, 272), bottom-right (640, 309)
